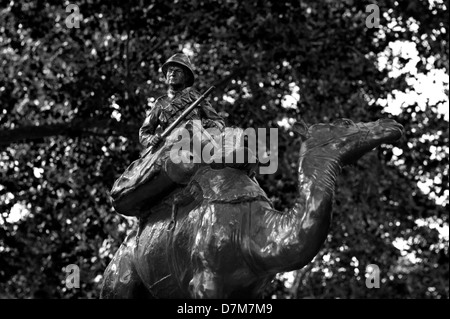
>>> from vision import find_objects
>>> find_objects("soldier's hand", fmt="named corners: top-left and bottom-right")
top-left (149, 134), bottom-right (162, 147)
top-left (203, 119), bottom-right (215, 128)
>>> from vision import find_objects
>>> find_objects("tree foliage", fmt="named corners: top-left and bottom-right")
top-left (0, 0), bottom-right (448, 298)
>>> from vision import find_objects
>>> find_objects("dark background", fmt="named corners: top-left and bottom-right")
top-left (0, 0), bottom-right (448, 298)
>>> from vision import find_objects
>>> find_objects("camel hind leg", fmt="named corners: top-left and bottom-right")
top-left (100, 230), bottom-right (153, 299)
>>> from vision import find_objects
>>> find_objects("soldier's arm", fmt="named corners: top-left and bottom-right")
top-left (139, 104), bottom-right (161, 148)
top-left (189, 89), bottom-right (225, 131)
top-left (201, 100), bottom-right (225, 131)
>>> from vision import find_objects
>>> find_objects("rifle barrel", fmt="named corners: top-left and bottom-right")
top-left (161, 86), bottom-right (215, 138)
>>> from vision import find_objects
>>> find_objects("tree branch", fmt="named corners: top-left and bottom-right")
top-left (0, 119), bottom-right (139, 147)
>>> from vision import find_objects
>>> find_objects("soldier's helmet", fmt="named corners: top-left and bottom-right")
top-left (162, 53), bottom-right (195, 87)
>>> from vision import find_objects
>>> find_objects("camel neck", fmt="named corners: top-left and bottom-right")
top-left (297, 141), bottom-right (342, 201)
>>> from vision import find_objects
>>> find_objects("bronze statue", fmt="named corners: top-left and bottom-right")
top-left (101, 116), bottom-right (404, 298)
top-left (109, 53), bottom-right (225, 217)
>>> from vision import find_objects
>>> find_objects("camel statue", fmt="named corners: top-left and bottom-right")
top-left (100, 118), bottom-right (404, 298)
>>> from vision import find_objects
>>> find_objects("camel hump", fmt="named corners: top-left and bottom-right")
top-left (189, 166), bottom-right (271, 204)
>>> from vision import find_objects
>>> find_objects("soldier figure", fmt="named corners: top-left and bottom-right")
top-left (140, 53), bottom-right (224, 149)
top-left (110, 53), bottom-right (225, 217)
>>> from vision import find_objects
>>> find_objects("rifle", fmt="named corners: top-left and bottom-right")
top-left (140, 86), bottom-right (216, 158)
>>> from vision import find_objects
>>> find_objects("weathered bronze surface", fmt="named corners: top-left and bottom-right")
top-left (101, 118), bottom-right (404, 298)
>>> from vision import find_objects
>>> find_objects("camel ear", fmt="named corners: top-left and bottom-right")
top-left (292, 120), bottom-right (310, 141)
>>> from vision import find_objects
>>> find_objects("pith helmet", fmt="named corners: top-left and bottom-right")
top-left (162, 53), bottom-right (195, 87)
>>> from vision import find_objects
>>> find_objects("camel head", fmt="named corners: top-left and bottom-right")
top-left (294, 118), bottom-right (404, 167)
